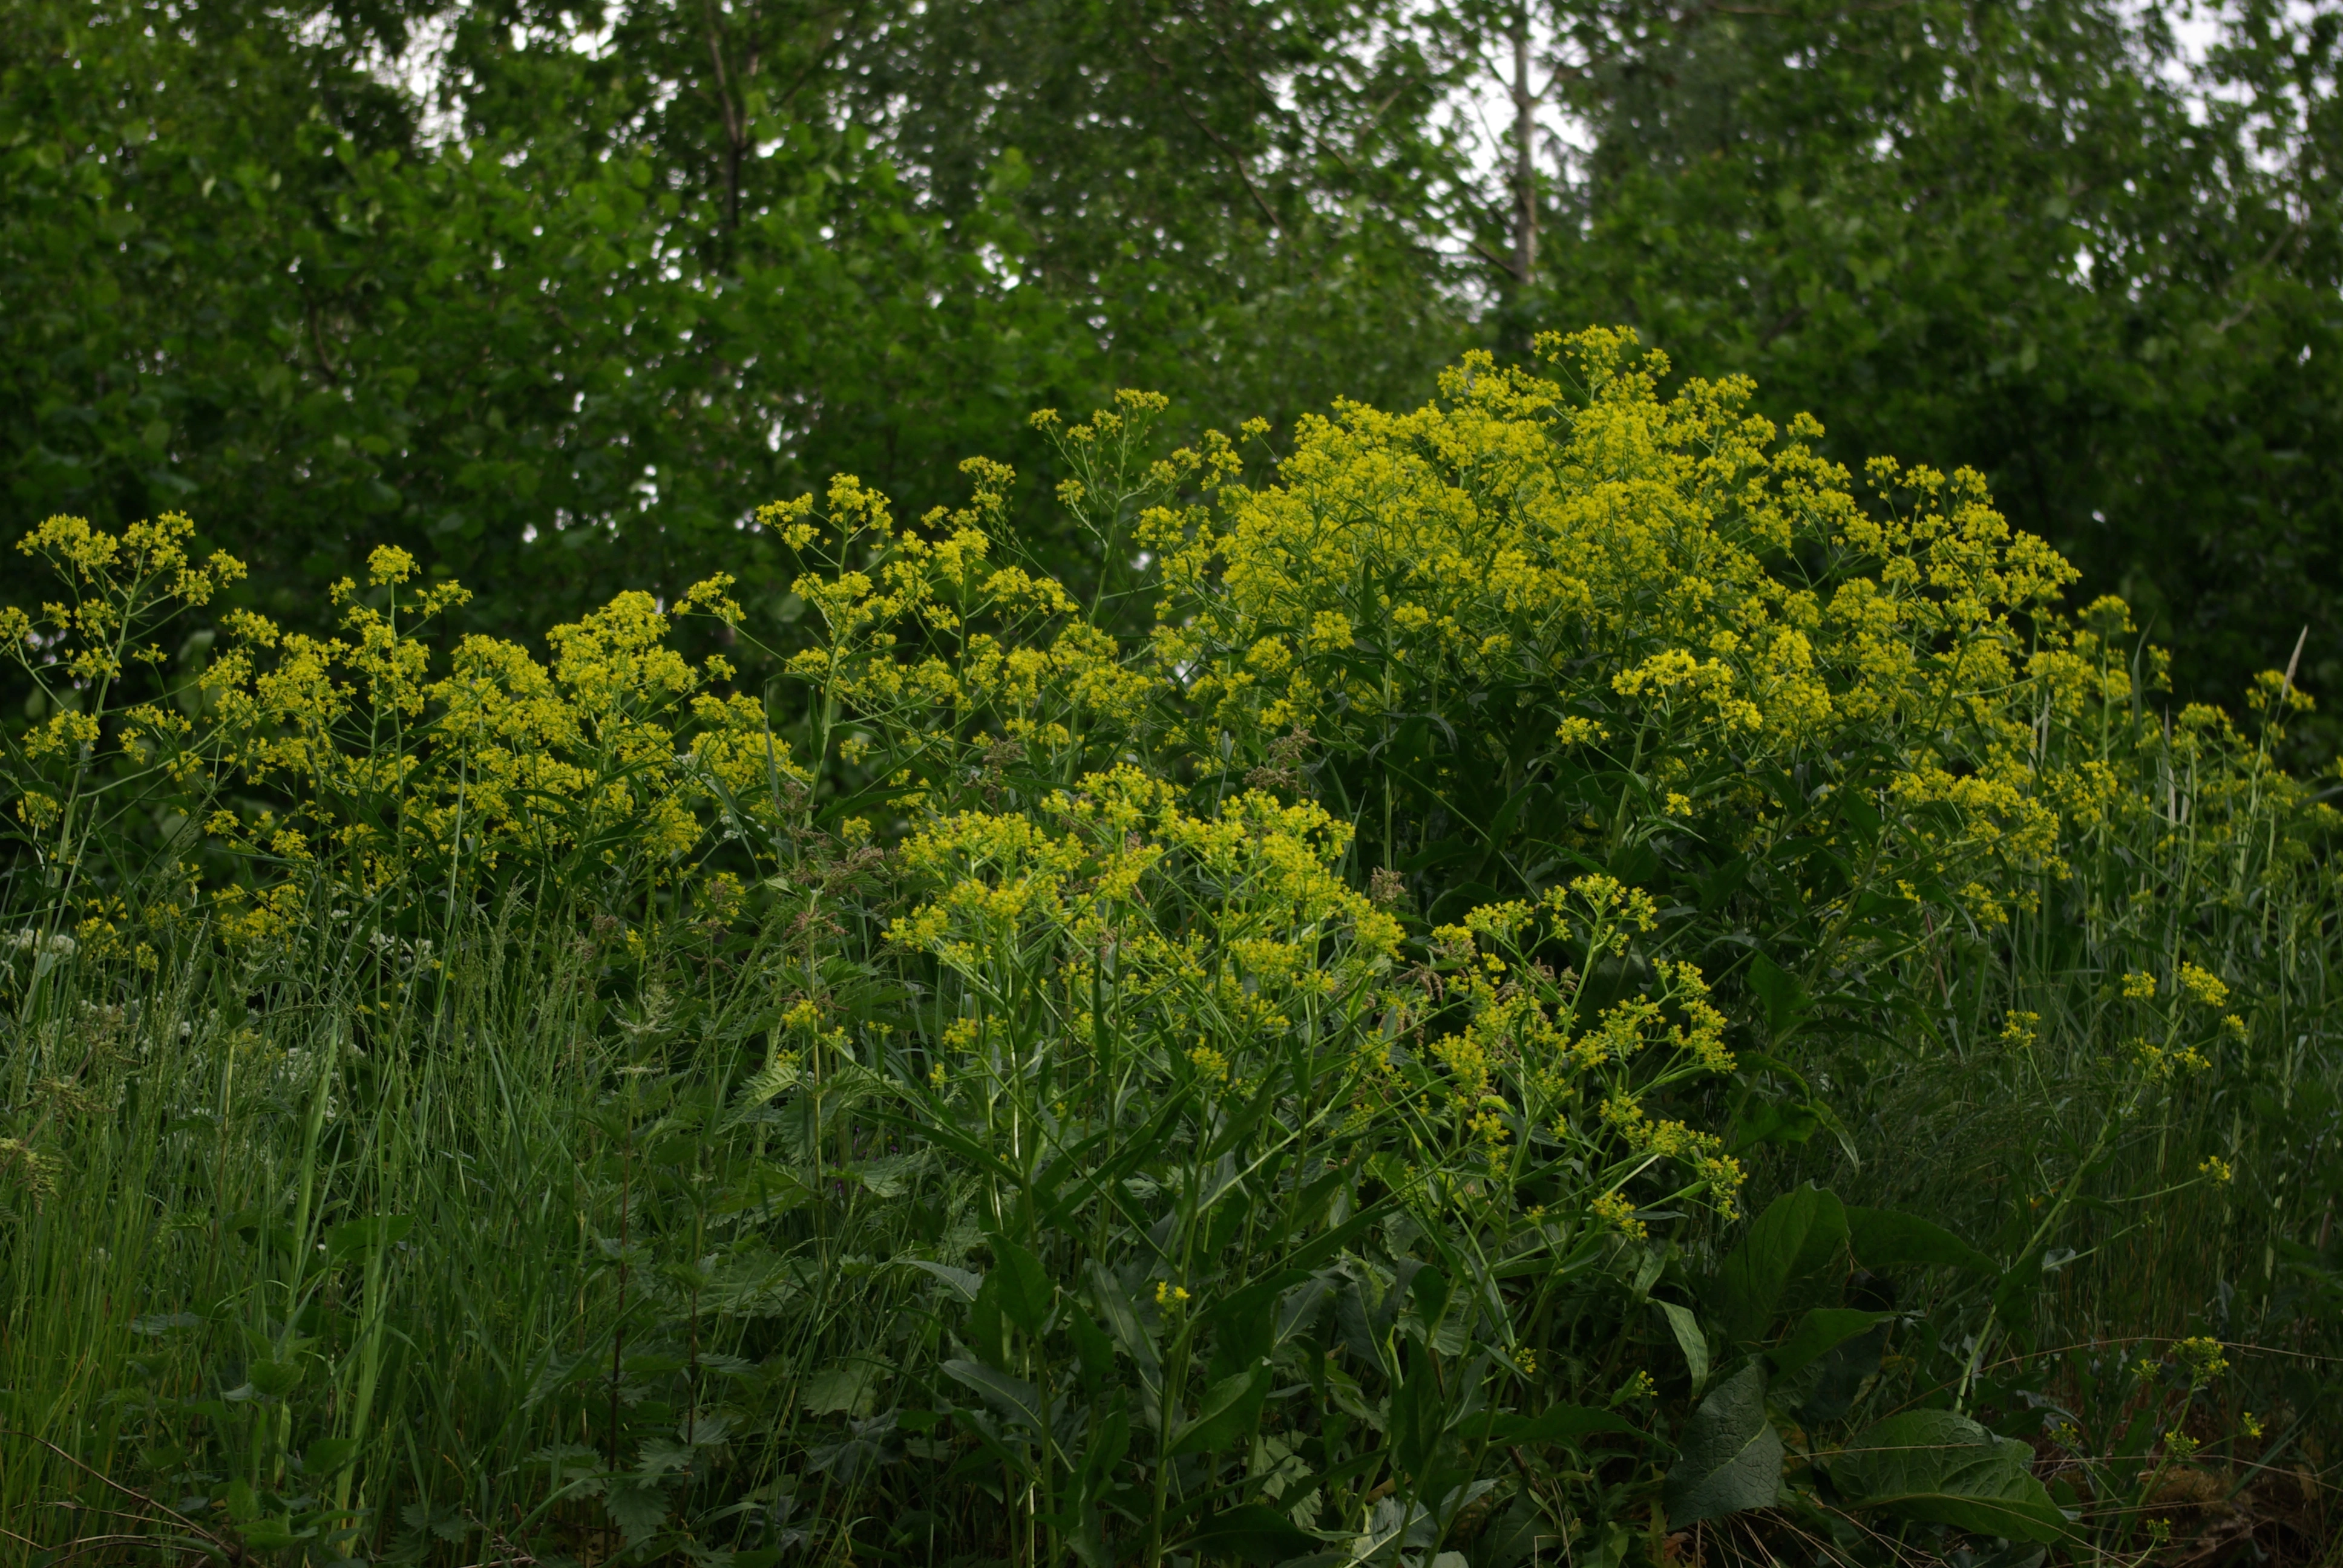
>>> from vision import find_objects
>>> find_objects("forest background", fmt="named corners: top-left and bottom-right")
top-left (4, 0), bottom-right (2341, 726)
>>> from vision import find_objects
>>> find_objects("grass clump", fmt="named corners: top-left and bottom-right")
top-left (2, 328), bottom-right (2337, 1566)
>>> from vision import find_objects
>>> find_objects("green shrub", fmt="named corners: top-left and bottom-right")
top-left (2, 329), bottom-right (2335, 1566)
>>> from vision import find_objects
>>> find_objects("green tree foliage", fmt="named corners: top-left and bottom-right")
top-left (1527, 0), bottom-right (2343, 733)
top-left (6, 0), bottom-right (2339, 731)
top-left (0, 0), bottom-right (1467, 640)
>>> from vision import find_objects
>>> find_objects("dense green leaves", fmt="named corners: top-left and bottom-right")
top-left (0, 0), bottom-right (1463, 646)
top-left (1534, 0), bottom-right (2343, 738)
top-left (8, 0), bottom-right (2339, 716)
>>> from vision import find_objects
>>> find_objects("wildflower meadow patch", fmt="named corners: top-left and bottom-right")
top-left (3, 330), bottom-right (2338, 1566)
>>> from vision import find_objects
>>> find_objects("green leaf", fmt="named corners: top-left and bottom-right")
top-left (1285, 1198), bottom-right (1391, 1273)
top-left (1830, 1410), bottom-right (2070, 1543)
top-left (302, 1436), bottom-right (360, 1476)
top-left (1654, 1299), bottom-right (1710, 1393)
top-left (802, 1359), bottom-right (888, 1416)
top-left (1748, 953), bottom-right (1807, 1038)
top-left (1199, 1269), bottom-right (1303, 1380)
top-left (324, 1214), bottom-right (413, 1260)
top-left (1166, 1361), bottom-right (1271, 1457)
top-left (246, 1357), bottom-right (303, 1397)
top-left (241, 1517), bottom-right (316, 1550)
top-left (903, 1258), bottom-right (983, 1302)
top-left (1179, 1502), bottom-right (1319, 1564)
top-left (1070, 1399), bottom-right (1131, 1503)
top-left (1768, 1308), bottom-right (1893, 1377)
top-left (1086, 1264), bottom-right (1161, 1398)
top-left (987, 1232), bottom-right (1054, 1336)
top-left (1069, 1301), bottom-right (1116, 1387)
top-left (970, 1270), bottom-right (1009, 1368)
top-left (1712, 1183), bottom-right (1850, 1342)
top-left (942, 1359), bottom-right (1049, 1435)
top-left (1729, 1096), bottom-right (1821, 1152)
top-left (604, 1481), bottom-right (670, 1546)
top-left (1388, 1338), bottom-right (1439, 1482)
top-left (1663, 1363), bottom-right (1784, 1527)
top-left (1484, 1404), bottom-right (1640, 1446)
top-left (1846, 1207), bottom-right (1996, 1274)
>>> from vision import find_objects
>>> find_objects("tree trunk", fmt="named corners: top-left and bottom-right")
top-left (1510, 9), bottom-right (1538, 285)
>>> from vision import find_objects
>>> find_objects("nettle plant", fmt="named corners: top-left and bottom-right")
top-left (2, 328), bottom-right (2322, 1566)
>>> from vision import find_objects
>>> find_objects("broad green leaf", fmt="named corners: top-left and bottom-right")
top-left (240, 1518), bottom-right (316, 1550)
top-left (1768, 1307), bottom-right (1893, 1377)
top-left (903, 1258), bottom-right (983, 1302)
top-left (1167, 1361), bottom-right (1271, 1457)
top-left (1712, 1184), bottom-right (1850, 1342)
top-left (1086, 1264), bottom-right (1161, 1395)
top-left (1069, 1301), bottom-right (1116, 1386)
top-left (1179, 1502), bottom-right (1319, 1564)
top-left (1830, 1410), bottom-right (2069, 1543)
top-left (1388, 1339), bottom-right (1438, 1482)
top-left (1199, 1268), bottom-right (1305, 1380)
top-left (942, 1359), bottom-right (1049, 1435)
top-left (324, 1215), bottom-right (413, 1261)
top-left (1409, 1263), bottom-right (1452, 1333)
top-left (802, 1360), bottom-right (888, 1416)
top-left (1663, 1363), bottom-right (1784, 1527)
top-left (605, 1482), bottom-right (670, 1547)
top-left (302, 1436), bottom-right (360, 1476)
top-left (986, 1232), bottom-right (1054, 1336)
top-left (1070, 1399), bottom-right (1130, 1503)
top-left (1286, 1198), bottom-right (1391, 1273)
top-left (1747, 953), bottom-right (1807, 1037)
top-left (246, 1358), bottom-right (303, 1398)
top-left (1846, 1207), bottom-right (1996, 1274)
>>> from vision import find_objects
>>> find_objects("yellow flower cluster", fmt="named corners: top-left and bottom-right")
top-left (886, 767), bottom-right (1402, 1056)
top-left (196, 566), bottom-right (803, 910)
top-left (2, 515), bottom-right (822, 946)
top-left (1128, 328), bottom-right (2195, 937)
top-left (764, 465), bottom-right (1155, 771)
top-left (1407, 877), bottom-right (1745, 1227)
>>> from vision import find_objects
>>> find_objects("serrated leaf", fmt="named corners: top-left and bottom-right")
top-left (802, 1360), bottom-right (889, 1416)
top-left (604, 1481), bottom-right (670, 1546)
top-left (726, 1054), bottom-right (801, 1125)
top-left (1663, 1363), bottom-right (1784, 1527)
